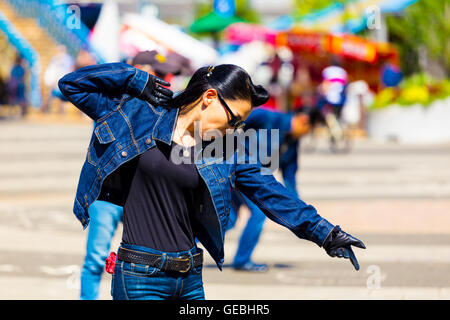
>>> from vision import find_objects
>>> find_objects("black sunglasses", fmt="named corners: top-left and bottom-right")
top-left (217, 93), bottom-right (245, 130)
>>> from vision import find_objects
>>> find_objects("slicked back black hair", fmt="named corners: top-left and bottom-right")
top-left (171, 64), bottom-right (269, 114)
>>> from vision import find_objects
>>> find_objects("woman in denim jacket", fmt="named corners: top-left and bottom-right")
top-left (59, 63), bottom-right (365, 300)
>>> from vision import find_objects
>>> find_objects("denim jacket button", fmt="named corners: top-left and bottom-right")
top-left (121, 151), bottom-right (127, 157)
top-left (145, 138), bottom-right (151, 145)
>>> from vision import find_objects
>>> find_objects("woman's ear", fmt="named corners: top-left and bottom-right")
top-left (202, 88), bottom-right (218, 109)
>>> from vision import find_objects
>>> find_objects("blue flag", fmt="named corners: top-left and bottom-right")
top-left (214, 0), bottom-right (236, 18)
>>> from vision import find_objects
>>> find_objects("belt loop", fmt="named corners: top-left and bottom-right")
top-left (158, 253), bottom-right (167, 271)
top-left (188, 248), bottom-right (195, 270)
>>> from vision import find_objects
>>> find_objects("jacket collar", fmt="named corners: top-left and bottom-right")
top-left (151, 106), bottom-right (217, 164)
top-left (152, 106), bottom-right (179, 145)
top-left (151, 106), bottom-right (219, 164)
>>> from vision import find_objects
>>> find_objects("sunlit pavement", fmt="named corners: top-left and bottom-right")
top-left (0, 119), bottom-right (449, 299)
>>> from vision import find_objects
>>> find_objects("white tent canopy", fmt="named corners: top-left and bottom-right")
top-left (90, 0), bottom-right (121, 62)
top-left (120, 13), bottom-right (218, 69)
top-left (216, 41), bottom-right (273, 76)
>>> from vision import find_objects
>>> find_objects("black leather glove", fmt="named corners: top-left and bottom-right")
top-left (322, 225), bottom-right (366, 271)
top-left (140, 74), bottom-right (173, 107)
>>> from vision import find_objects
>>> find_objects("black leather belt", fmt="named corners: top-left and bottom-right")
top-left (117, 247), bottom-right (203, 273)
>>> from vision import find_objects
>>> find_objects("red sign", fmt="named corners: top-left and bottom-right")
top-left (277, 30), bottom-right (326, 53)
top-left (225, 23), bottom-right (277, 45)
top-left (328, 34), bottom-right (378, 63)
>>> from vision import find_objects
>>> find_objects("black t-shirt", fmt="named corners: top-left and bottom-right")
top-left (122, 140), bottom-right (200, 252)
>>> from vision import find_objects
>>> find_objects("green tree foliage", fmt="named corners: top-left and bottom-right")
top-left (293, 0), bottom-right (350, 17)
top-left (386, 0), bottom-right (450, 77)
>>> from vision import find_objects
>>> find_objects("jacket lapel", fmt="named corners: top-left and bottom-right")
top-left (152, 106), bottom-right (179, 145)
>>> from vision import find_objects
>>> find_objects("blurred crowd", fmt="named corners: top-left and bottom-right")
top-left (0, 40), bottom-right (380, 134)
top-left (0, 46), bottom-right (97, 117)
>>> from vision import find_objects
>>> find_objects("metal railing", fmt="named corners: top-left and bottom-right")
top-left (2, 0), bottom-right (105, 107)
top-left (6, 0), bottom-right (105, 62)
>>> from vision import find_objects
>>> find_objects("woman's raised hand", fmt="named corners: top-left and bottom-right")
top-left (140, 75), bottom-right (173, 107)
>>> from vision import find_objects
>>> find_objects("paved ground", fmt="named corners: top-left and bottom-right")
top-left (0, 118), bottom-right (449, 299)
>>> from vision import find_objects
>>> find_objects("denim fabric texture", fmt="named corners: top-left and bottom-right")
top-left (80, 200), bottom-right (123, 300)
top-left (59, 63), bottom-right (335, 270)
top-left (111, 243), bottom-right (205, 300)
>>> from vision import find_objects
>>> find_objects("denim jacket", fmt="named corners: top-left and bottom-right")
top-left (58, 63), bottom-right (334, 270)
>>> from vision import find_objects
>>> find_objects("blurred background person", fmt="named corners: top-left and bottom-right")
top-left (0, 73), bottom-right (7, 107)
top-left (131, 50), bottom-right (194, 91)
top-left (226, 107), bottom-right (310, 272)
top-left (131, 50), bottom-right (179, 81)
top-left (79, 200), bottom-right (123, 300)
top-left (317, 62), bottom-right (349, 122)
top-left (42, 46), bottom-right (74, 114)
top-left (6, 55), bottom-right (28, 117)
top-left (341, 80), bottom-right (375, 133)
top-left (75, 50), bottom-right (98, 70)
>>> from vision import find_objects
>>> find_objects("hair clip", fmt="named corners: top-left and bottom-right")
top-left (206, 66), bottom-right (214, 77)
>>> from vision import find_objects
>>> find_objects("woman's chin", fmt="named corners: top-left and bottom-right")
top-left (201, 128), bottom-right (226, 141)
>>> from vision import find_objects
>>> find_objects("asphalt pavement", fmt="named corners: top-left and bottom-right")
top-left (0, 118), bottom-right (449, 299)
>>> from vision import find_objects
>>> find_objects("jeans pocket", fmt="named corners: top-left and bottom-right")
top-left (122, 262), bottom-right (160, 277)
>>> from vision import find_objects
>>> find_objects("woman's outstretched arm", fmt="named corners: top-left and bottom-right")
top-left (234, 159), bottom-right (365, 270)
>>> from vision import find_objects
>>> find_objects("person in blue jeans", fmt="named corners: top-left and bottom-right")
top-left (60, 62), bottom-right (365, 300)
top-left (7, 55), bottom-right (28, 117)
top-left (226, 108), bottom-right (309, 272)
top-left (79, 50), bottom-right (181, 300)
top-left (80, 200), bottom-right (123, 300)
top-left (227, 190), bottom-right (268, 271)
top-left (280, 136), bottom-right (301, 195)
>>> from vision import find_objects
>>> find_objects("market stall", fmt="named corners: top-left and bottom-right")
top-left (275, 29), bottom-right (399, 91)
top-left (226, 24), bottom-right (399, 92)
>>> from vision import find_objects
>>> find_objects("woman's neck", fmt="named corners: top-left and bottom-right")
top-left (173, 106), bottom-right (201, 146)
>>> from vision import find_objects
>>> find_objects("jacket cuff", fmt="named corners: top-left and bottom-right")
top-left (310, 218), bottom-right (335, 247)
top-left (126, 68), bottom-right (150, 97)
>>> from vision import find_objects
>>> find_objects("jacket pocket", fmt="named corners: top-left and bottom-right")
top-left (88, 121), bottom-right (116, 166)
top-left (94, 121), bottom-right (116, 144)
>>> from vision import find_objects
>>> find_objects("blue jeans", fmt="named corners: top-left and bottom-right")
top-left (228, 192), bottom-right (266, 267)
top-left (80, 200), bottom-right (123, 300)
top-left (227, 143), bottom-right (299, 267)
top-left (280, 138), bottom-right (300, 197)
top-left (111, 243), bottom-right (205, 300)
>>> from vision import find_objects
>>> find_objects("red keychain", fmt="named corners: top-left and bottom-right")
top-left (105, 252), bottom-right (117, 274)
